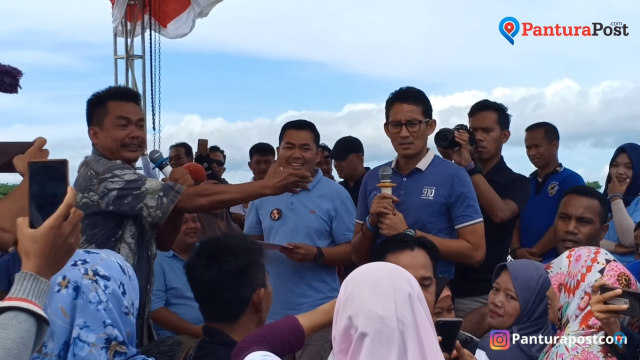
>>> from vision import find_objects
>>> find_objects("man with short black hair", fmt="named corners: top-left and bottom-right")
top-left (438, 99), bottom-right (529, 316)
top-left (331, 136), bottom-right (370, 206)
top-left (555, 185), bottom-right (609, 254)
top-left (185, 233), bottom-right (271, 359)
top-left (230, 143), bottom-right (277, 229)
top-left (75, 86), bottom-right (313, 344)
top-left (169, 142), bottom-right (194, 169)
top-left (511, 122), bottom-right (585, 262)
top-left (208, 145), bottom-right (228, 183)
top-left (351, 86), bottom-right (485, 279)
top-left (245, 119), bottom-right (355, 359)
top-left (373, 233), bottom-right (439, 313)
top-left (248, 142), bottom-right (276, 181)
top-left (316, 143), bottom-right (334, 180)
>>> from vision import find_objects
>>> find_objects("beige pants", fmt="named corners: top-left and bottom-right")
top-left (283, 326), bottom-right (332, 360)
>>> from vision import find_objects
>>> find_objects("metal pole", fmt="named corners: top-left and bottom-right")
top-left (140, 2), bottom-right (146, 113)
top-left (123, 14), bottom-right (129, 87)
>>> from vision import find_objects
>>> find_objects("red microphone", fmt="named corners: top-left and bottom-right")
top-left (182, 163), bottom-right (207, 185)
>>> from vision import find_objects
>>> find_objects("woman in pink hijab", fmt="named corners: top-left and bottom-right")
top-left (331, 262), bottom-right (444, 360)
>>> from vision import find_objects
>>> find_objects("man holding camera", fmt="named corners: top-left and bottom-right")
top-left (437, 100), bottom-right (529, 317)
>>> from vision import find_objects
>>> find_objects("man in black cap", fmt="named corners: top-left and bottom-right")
top-left (331, 136), bottom-right (370, 206)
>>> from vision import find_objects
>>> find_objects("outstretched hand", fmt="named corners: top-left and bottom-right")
top-left (263, 158), bottom-right (314, 195)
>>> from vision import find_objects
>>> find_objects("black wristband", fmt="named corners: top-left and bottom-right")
top-left (467, 162), bottom-right (483, 177)
top-left (509, 247), bottom-right (522, 258)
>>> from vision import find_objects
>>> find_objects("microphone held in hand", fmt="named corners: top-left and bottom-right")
top-left (148, 150), bottom-right (172, 178)
top-left (377, 166), bottom-right (395, 194)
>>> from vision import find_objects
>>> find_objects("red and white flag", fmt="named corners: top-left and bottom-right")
top-left (111, 0), bottom-right (222, 39)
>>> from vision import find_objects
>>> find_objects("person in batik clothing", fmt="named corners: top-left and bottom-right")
top-left (542, 247), bottom-right (639, 359)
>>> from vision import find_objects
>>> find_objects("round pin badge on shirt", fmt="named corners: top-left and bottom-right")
top-left (270, 208), bottom-right (282, 221)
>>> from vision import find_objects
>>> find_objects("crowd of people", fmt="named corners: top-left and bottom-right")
top-left (0, 84), bottom-right (639, 360)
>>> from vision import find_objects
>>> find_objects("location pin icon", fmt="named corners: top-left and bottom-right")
top-left (499, 17), bottom-right (520, 45)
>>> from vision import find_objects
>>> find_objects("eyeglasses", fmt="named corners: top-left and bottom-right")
top-left (384, 119), bottom-right (431, 134)
top-left (210, 159), bottom-right (225, 167)
top-left (169, 155), bottom-right (185, 163)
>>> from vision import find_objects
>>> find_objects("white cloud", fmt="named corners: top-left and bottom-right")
top-left (2, 1), bottom-right (638, 86)
top-left (4, 78), bottom-right (631, 186)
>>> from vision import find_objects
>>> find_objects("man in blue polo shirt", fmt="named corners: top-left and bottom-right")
top-left (510, 122), bottom-right (584, 263)
top-left (244, 119), bottom-right (355, 360)
top-left (351, 86), bottom-right (485, 279)
top-left (150, 213), bottom-right (204, 341)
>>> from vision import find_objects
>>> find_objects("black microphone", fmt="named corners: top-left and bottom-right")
top-left (148, 150), bottom-right (172, 178)
top-left (377, 165), bottom-right (395, 194)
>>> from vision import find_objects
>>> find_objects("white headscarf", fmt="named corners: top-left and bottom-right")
top-left (331, 262), bottom-right (444, 360)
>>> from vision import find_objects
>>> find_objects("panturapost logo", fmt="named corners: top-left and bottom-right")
top-left (499, 17), bottom-right (629, 45)
top-left (499, 17), bottom-right (520, 45)
top-left (490, 330), bottom-right (511, 350)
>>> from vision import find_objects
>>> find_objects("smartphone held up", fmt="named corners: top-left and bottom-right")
top-left (28, 160), bottom-right (69, 229)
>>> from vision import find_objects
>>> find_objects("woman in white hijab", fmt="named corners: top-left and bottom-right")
top-left (331, 262), bottom-right (444, 360)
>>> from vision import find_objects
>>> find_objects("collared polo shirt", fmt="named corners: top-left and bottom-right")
top-left (151, 250), bottom-right (204, 338)
top-left (244, 169), bottom-right (355, 322)
top-left (451, 157), bottom-right (530, 297)
top-left (356, 150), bottom-right (483, 278)
top-left (519, 165), bottom-right (584, 262)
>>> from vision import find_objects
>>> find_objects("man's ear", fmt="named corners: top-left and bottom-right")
top-left (426, 119), bottom-right (437, 136)
top-left (600, 223), bottom-right (610, 241)
top-left (88, 127), bottom-right (99, 146)
top-left (501, 129), bottom-right (511, 144)
top-left (250, 288), bottom-right (266, 314)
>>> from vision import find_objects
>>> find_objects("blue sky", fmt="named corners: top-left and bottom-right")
top-left (1, 0), bottom-right (639, 184)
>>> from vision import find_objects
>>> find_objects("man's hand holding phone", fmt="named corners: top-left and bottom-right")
top-left (13, 137), bottom-right (49, 176)
top-left (17, 187), bottom-right (83, 280)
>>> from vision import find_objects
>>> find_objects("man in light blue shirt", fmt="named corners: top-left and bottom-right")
top-left (245, 119), bottom-right (355, 360)
top-left (151, 213), bottom-right (204, 340)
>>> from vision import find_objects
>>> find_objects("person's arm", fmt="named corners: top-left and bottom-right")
top-left (230, 300), bottom-right (336, 360)
top-left (0, 186), bottom-right (82, 359)
top-left (351, 192), bottom-right (398, 265)
top-left (469, 175), bottom-right (520, 224)
top-left (461, 305), bottom-right (491, 338)
top-left (600, 240), bottom-right (634, 254)
top-left (0, 138), bottom-right (49, 250)
top-left (0, 272), bottom-right (50, 360)
top-left (418, 223), bottom-right (485, 267)
top-left (378, 208), bottom-right (485, 266)
top-left (280, 243), bottom-right (352, 266)
top-left (149, 307), bottom-right (202, 338)
top-left (175, 164), bottom-right (313, 212)
top-left (610, 197), bottom-right (636, 247)
top-left (351, 222), bottom-right (376, 265)
top-left (529, 226), bottom-right (556, 257)
top-left (155, 209), bottom-right (185, 252)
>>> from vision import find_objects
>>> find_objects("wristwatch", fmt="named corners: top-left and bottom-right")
top-left (314, 246), bottom-right (325, 264)
top-left (607, 193), bottom-right (623, 201)
top-left (403, 228), bottom-right (417, 237)
top-left (466, 162), bottom-right (483, 177)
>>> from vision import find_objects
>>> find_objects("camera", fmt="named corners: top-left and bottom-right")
top-left (434, 124), bottom-right (476, 150)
